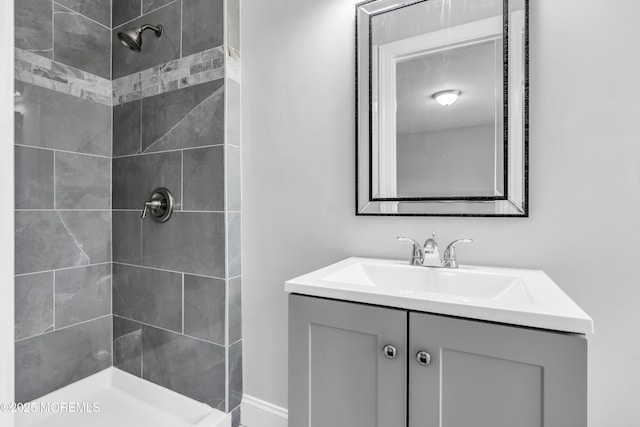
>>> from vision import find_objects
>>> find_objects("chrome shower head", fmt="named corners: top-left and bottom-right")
top-left (117, 24), bottom-right (163, 52)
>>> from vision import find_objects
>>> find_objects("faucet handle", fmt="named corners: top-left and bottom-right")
top-left (397, 237), bottom-right (424, 266)
top-left (443, 239), bottom-right (473, 269)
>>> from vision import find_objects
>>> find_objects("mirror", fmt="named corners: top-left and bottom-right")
top-left (356, 0), bottom-right (528, 216)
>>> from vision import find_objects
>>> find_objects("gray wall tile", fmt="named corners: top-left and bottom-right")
top-left (113, 211), bottom-right (142, 265)
top-left (142, 325), bottom-right (226, 408)
top-left (55, 152), bottom-right (111, 209)
top-left (228, 276), bottom-right (242, 344)
top-left (183, 146), bottom-right (224, 211)
top-left (141, 80), bottom-right (224, 153)
top-left (113, 316), bottom-right (143, 377)
top-left (231, 406), bottom-right (241, 427)
top-left (15, 316), bottom-right (112, 403)
top-left (16, 211), bottom-right (111, 275)
top-left (226, 79), bottom-right (241, 147)
top-left (184, 275), bottom-right (225, 345)
top-left (16, 82), bottom-right (112, 157)
top-left (227, 145), bottom-right (241, 212)
top-left (15, 146), bottom-right (54, 210)
top-left (113, 0), bottom-right (142, 28)
top-left (112, 151), bottom-right (182, 210)
top-left (143, 0), bottom-right (174, 14)
top-left (228, 340), bottom-right (243, 411)
top-left (113, 264), bottom-right (182, 332)
top-left (55, 264), bottom-right (112, 329)
top-left (141, 212), bottom-right (225, 277)
top-left (56, 0), bottom-right (111, 27)
top-left (53, 4), bottom-right (111, 79)
top-left (227, 0), bottom-right (240, 53)
top-left (182, 0), bottom-right (223, 57)
top-left (113, 100), bottom-right (142, 157)
top-left (228, 212), bottom-right (241, 278)
top-left (15, 0), bottom-right (53, 58)
top-left (112, 2), bottom-right (181, 79)
top-left (15, 272), bottom-right (54, 341)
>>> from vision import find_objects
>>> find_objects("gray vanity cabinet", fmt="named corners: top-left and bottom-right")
top-left (289, 294), bottom-right (587, 427)
top-left (409, 312), bottom-right (587, 427)
top-left (288, 294), bottom-right (407, 427)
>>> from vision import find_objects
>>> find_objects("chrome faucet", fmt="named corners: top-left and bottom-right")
top-left (397, 231), bottom-right (473, 268)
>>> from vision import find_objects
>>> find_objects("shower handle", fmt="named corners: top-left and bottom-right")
top-left (141, 188), bottom-right (174, 223)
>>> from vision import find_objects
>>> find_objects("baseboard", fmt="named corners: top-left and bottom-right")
top-left (241, 394), bottom-right (288, 427)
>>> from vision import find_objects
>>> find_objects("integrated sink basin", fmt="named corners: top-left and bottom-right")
top-left (285, 257), bottom-right (593, 334)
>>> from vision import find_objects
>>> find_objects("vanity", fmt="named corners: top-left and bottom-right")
top-left (286, 255), bottom-right (593, 427)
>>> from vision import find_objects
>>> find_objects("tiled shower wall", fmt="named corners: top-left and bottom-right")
top-left (111, 0), bottom-right (242, 415)
top-left (14, 0), bottom-right (113, 403)
top-left (14, 0), bottom-right (241, 419)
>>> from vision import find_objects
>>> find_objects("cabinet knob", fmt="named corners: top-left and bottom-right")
top-left (382, 345), bottom-right (397, 359)
top-left (416, 351), bottom-right (431, 366)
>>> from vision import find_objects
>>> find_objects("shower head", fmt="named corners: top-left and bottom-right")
top-left (117, 24), bottom-right (163, 52)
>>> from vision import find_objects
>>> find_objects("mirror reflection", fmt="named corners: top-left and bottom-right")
top-left (357, 0), bottom-right (528, 216)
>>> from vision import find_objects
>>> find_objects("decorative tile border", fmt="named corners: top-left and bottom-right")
top-left (15, 48), bottom-right (112, 106)
top-left (15, 45), bottom-right (238, 107)
top-left (112, 46), bottom-right (227, 105)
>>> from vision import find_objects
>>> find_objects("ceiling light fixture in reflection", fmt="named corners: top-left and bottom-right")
top-left (432, 89), bottom-right (461, 106)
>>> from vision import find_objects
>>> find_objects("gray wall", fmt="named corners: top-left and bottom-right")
top-left (397, 125), bottom-right (497, 197)
top-left (14, 0), bottom-right (113, 403)
top-left (242, 0), bottom-right (640, 425)
top-left (111, 0), bottom-right (242, 417)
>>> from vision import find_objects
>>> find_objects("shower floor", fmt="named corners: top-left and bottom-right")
top-left (14, 368), bottom-right (231, 427)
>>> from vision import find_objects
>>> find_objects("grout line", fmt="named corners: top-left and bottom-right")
top-left (112, 261), bottom-right (227, 281)
top-left (112, 209), bottom-right (226, 213)
top-left (16, 209), bottom-right (113, 212)
top-left (15, 314), bottom-right (112, 343)
top-left (114, 143), bottom-right (224, 159)
top-left (52, 271), bottom-right (56, 330)
top-left (181, 150), bottom-right (184, 210)
top-left (15, 262), bottom-right (113, 277)
top-left (181, 273), bottom-right (185, 334)
top-left (14, 144), bottom-right (112, 159)
top-left (51, 0), bottom-right (55, 61)
top-left (180, 0), bottom-right (183, 58)
top-left (113, 314), bottom-right (226, 348)
top-left (52, 151), bottom-right (56, 208)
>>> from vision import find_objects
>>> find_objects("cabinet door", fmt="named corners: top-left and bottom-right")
top-left (289, 294), bottom-right (407, 427)
top-left (409, 312), bottom-right (587, 427)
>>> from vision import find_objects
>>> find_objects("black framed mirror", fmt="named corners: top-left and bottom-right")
top-left (356, 0), bottom-right (528, 216)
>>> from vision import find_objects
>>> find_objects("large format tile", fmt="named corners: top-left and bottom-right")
top-left (141, 212), bottom-right (225, 277)
top-left (112, 151), bottom-right (182, 210)
top-left (141, 80), bottom-right (224, 153)
top-left (228, 212), bottom-right (241, 278)
top-left (227, 0), bottom-right (240, 53)
top-left (142, 325), bottom-right (226, 408)
top-left (143, 0), bottom-right (174, 14)
top-left (112, 2), bottom-right (181, 79)
top-left (183, 146), bottom-right (224, 211)
top-left (15, 272), bottom-right (54, 341)
top-left (15, 0), bottom-right (53, 58)
top-left (112, 211), bottom-right (142, 265)
top-left (182, 0), bottom-right (223, 57)
top-left (55, 152), bottom-right (111, 209)
top-left (15, 316), bottom-right (112, 403)
top-left (113, 264), bottom-right (182, 332)
top-left (113, 100), bottom-right (142, 157)
top-left (53, 4), bottom-right (111, 79)
top-left (184, 275), bottom-right (225, 345)
top-left (15, 145), bottom-right (54, 210)
top-left (55, 0), bottom-right (111, 27)
top-left (228, 277), bottom-right (242, 344)
top-left (55, 264), bottom-right (112, 329)
top-left (15, 82), bottom-right (111, 157)
top-left (228, 340), bottom-right (243, 411)
top-left (15, 211), bottom-right (111, 275)
top-left (226, 145), bottom-right (241, 212)
top-left (113, 316), bottom-right (143, 377)
top-left (113, 0), bottom-right (142, 28)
